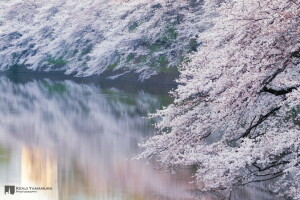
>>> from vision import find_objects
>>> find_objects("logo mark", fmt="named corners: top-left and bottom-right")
top-left (4, 185), bottom-right (15, 195)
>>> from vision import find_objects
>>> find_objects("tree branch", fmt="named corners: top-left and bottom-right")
top-left (234, 107), bottom-right (281, 141)
top-left (262, 86), bottom-right (298, 96)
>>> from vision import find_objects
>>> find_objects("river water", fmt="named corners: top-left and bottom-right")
top-left (0, 74), bottom-right (286, 200)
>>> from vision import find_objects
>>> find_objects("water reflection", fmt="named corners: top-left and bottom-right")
top-left (0, 75), bottom-right (199, 200)
top-left (0, 75), bottom-right (284, 200)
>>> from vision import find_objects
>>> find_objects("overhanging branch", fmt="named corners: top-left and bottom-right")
top-left (234, 107), bottom-right (281, 141)
top-left (262, 86), bottom-right (298, 96)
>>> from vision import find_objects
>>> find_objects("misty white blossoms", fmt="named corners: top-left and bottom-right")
top-left (141, 0), bottom-right (300, 198)
top-left (0, 0), bottom-right (205, 80)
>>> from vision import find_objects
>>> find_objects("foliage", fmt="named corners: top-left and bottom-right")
top-left (0, 0), bottom-right (205, 80)
top-left (140, 0), bottom-right (300, 198)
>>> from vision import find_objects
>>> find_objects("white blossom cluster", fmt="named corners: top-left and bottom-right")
top-left (141, 0), bottom-right (300, 198)
top-left (0, 0), bottom-right (205, 80)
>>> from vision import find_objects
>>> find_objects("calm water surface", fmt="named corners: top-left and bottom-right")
top-left (0, 75), bottom-right (285, 200)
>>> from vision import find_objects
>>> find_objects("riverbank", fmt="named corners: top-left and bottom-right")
top-left (5, 64), bottom-right (179, 85)
top-left (1, 68), bottom-right (178, 95)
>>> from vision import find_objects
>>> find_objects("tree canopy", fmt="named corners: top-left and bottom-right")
top-left (141, 0), bottom-right (300, 198)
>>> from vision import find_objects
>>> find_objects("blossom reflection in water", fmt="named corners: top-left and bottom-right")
top-left (0, 76), bottom-right (198, 200)
top-left (0, 76), bottom-right (282, 200)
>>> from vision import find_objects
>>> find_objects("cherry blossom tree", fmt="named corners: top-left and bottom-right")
top-left (141, 0), bottom-right (300, 198)
top-left (0, 0), bottom-right (205, 80)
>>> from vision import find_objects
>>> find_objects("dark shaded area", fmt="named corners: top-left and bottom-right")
top-left (2, 66), bottom-right (178, 95)
top-left (262, 86), bottom-right (298, 96)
